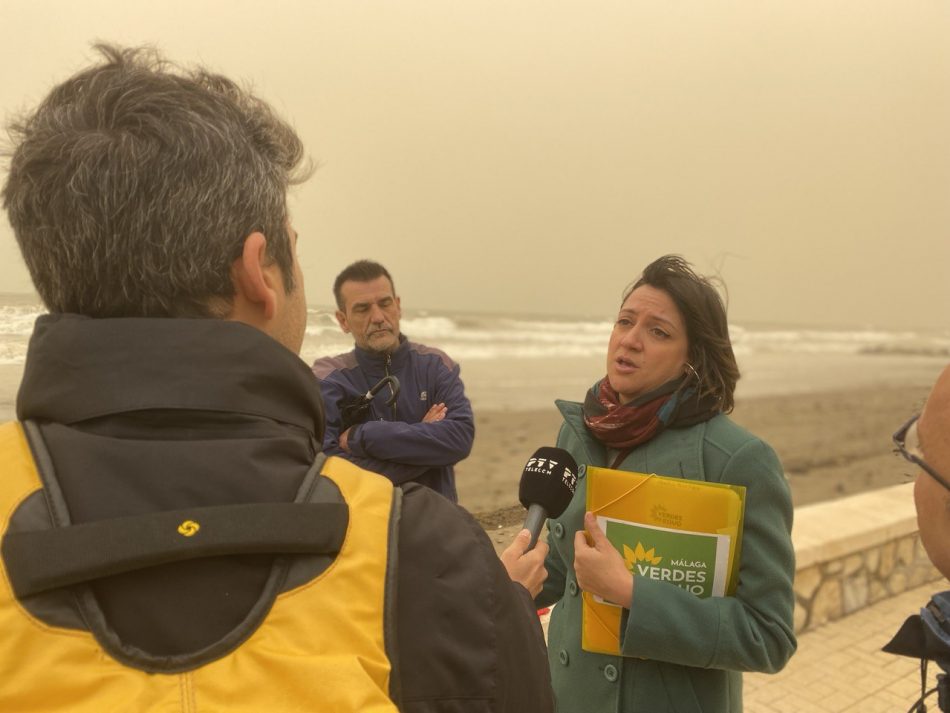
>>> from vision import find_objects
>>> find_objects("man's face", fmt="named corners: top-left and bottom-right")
top-left (272, 225), bottom-right (308, 354)
top-left (913, 365), bottom-right (950, 580)
top-left (336, 276), bottom-right (402, 354)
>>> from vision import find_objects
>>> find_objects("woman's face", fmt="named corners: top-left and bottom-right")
top-left (607, 285), bottom-right (689, 404)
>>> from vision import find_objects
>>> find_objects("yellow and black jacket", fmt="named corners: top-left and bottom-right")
top-left (0, 315), bottom-right (552, 713)
top-left (2, 420), bottom-right (399, 712)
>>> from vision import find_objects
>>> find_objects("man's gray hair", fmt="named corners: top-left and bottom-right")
top-left (2, 43), bottom-right (311, 318)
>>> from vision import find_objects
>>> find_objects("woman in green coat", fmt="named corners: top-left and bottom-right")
top-left (536, 256), bottom-right (796, 713)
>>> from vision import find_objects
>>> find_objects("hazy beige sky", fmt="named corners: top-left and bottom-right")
top-left (1, 0), bottom-right (948, 329)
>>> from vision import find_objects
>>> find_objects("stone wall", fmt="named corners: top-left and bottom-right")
top-left (791, 483), bottom-right (942, 633)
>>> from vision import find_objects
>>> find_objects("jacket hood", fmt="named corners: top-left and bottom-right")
top-left (17, 314), bottom-right (325, 440)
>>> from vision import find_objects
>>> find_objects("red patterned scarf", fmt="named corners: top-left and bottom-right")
top-left (583, 375), bottom-right (720, 457)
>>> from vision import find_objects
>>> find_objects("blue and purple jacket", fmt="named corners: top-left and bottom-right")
top-left (312, 335), bottom-right (475, 501)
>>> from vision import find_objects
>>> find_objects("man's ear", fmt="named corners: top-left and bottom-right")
top-left (230, 232), bottom-right (279, 323)
top-left (335, 309), bottom-right (350, 334)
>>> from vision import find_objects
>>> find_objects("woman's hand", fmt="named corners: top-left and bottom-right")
top-left (574, 511), bottom-right (634, 609)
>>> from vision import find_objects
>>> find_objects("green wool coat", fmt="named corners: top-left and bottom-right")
top-left (537, 399), bottom-right (796, 713)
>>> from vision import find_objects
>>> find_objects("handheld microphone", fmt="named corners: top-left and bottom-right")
top-left (518, 447), bottom-right (579, 551)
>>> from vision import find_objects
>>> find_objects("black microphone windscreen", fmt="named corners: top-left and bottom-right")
top-left (518, 447), bottom-right (578, 519)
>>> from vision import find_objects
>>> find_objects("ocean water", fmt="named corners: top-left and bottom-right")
top-left (1, 293), bottom-right (947, 413)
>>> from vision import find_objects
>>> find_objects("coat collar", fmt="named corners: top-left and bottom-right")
top-left (17, 314), bottom-right (325, 438)
top-left (556, 397), bottom-right (708, 480)
top-left (353, 334), bottom-right (410, 376)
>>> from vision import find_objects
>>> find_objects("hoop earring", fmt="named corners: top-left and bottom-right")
top-left (684, 363), bottom-right (700, 382)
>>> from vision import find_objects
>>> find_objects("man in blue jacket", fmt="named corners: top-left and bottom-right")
top-left (312, 260), bottom-right (474, 501)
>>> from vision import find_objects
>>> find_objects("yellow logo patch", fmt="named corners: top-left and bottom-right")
top-left (177, 520), bottom-right (200, 537)
top-left (623, 541), bottom-right (662, 571)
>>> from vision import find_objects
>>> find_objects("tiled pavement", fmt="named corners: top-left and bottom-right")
top-left (744, 583), bottom-right (935, 713)
top-left (535, 582), bottom-right (936, 712)
top-left (492, 524), bottom-right (940, 712)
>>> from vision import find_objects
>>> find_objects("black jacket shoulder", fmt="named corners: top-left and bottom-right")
top-left (395, 484), bottom-right (554, 713)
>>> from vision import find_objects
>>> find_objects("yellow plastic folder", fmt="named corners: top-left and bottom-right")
top-left (581, 466), bottom-right (746, 655)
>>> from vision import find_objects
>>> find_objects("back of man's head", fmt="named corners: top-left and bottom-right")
top-left (2, 43), bottom-right (309, 319)
top-left (332, 260), bottom-right (395, 310)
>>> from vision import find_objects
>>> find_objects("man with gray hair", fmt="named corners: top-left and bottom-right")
top-left (0, 44), bottom-right (552, 712)
top-left (884, 364), bottom-right (950, 711)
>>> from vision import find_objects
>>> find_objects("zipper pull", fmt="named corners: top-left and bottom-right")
top-left (385, 355), bottom-right (397, 418)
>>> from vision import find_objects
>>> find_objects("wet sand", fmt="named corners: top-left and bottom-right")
top-left (2, 359), bottom-right (939, 526)
top-left (458, 384), bottom-right (932, 523)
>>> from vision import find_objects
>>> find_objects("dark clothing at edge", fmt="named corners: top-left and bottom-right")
top-left (11, 314), bottom-right (552, 712)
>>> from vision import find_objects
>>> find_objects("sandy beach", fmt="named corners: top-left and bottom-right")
top-left (453, 349), bottom-right (949, 525)
top-left (2, 352), bottom-right (944, 527)
top-left (459, 381), bottom-right (936, 525)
